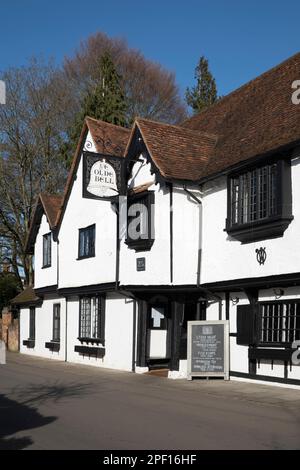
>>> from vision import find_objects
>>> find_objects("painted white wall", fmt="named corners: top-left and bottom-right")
top-left (172, 187), bottom-right (201, 285)
top-left (19, 296), bottom-right (66, 360)
top-left (201, 157), bottom-right (300, 284)
top-left (120, 155), bottom-right (201, 286)
top-left (58, 131), bottom-right (117, 288)
top-left (128, 154), bottom-right (155, 188)
top-left (34, 215), bottom-right (58, 289)
top-left (219, 289), bottom-right (300, 380)
top-left (66, 294), bottom-right (134, 371)
top-left (119, 181), bottom-right (171, 286)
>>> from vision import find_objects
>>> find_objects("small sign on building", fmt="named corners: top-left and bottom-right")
top-left (187, 320), bottom-right (229, 380)
top-left (136, 257), bottom-right (146, 271)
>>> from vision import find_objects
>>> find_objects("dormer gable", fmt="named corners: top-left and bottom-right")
top-left (26, 193), bottom-right (62, 254)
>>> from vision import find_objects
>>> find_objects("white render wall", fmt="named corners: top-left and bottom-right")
top-left (201, 157), bottom-right (300, 284)
top-left (172, 187), bottom-right (201, 285)
top-left (205, 289), bottom-right (300, 381)
top-left (120, 155), bottom-right (201, 286)
top-left (119, 181), bottom-right (171, 285)
top-left (19, 295), bottom-right (66, 361)
top-left (34, 215), bottom-right (58, 289)
top-left (65, 294), bottom-right (135, 371)
top-left (19, 294), bottom-right (135, 372)
top-left (58, 133), bottom-right (117, 288)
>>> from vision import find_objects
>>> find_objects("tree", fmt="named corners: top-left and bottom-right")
top-left (61, 52), bottom-right (127, 166)
top-left (185, 56), bottom-right (218, 114)
top-left (0, 59), bottom-right (72, 286)
top-left (63, 31), bottom-right (187, 126)
top-left (0, 273), bottom-right (20, 313)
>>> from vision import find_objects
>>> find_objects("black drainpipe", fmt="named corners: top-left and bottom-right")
top-left (183, 186), bottom-right (202, 287)
top-left (169, 184), bottom-right (173, 284)
top-left (65, 296), bottom-right (68, 362)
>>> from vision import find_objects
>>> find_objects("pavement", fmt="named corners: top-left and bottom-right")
top-left (0, 352), bottom-right (300, 450)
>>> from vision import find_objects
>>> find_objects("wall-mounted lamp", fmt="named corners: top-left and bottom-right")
top-left (230, 296), bottom-right (239, 305)
top-left (273, 288), bottom-right (284, 300)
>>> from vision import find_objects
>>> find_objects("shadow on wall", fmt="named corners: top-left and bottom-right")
top-left (0, 394), bottom-right (56, 450)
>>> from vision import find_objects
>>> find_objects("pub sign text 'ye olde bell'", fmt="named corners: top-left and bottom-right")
top-left (83, 152), bottom-right (123, 200)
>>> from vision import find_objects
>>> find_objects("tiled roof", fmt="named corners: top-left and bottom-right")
top-left (40, 194), bottom-right (63, 229)
top-left (85, 116), bottom-right (130, 157)
top-left (11, 286), bottom-right (40, 305)
top-left (127, 118), bottom-right (217, 181)
top-left (182, 52), bottom-right (300, 179)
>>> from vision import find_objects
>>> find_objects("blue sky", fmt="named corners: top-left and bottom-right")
top-left (0, 0), bottom-right (299, 97)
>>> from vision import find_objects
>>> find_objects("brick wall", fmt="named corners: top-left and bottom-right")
top-left (0, 307), bottom-right (19, 352)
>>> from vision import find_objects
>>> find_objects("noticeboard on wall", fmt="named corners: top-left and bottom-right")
top-left (187, 320), bottom-right (229, 380)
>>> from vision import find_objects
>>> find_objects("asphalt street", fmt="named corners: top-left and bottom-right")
top-left (0, 352), bottom-right (300, 450)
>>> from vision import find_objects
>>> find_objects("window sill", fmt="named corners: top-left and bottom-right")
top-left (249, 347), bottom-right (296, 361)
top-left (42, 265), bottom-right (51, 269)
top-left (45, 341), bottom-right (60, 352)
top-left (225, 215), bottom-right (293, 243)
top-left (78, 337), bottom-right (104, 346)
top-left (23, 339), bottom-right (35, 348)
top-left (76, 255), bottom-right (95, 260)
top-left (125, 239), bottom-right (154, 252)
top-left (74, 345), bottom-right (105, 358)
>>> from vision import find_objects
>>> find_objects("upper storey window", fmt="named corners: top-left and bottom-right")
top-left (126, 191), bottom-right (154, 251)
top-left (42, 233), bottom-right (51, 268)
top-left (78, 224), bottom-right (95, 259)
top-left (226, 159), bottom-right (293, 242)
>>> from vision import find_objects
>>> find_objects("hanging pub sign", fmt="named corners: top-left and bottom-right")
top-left (82, 151), bottom-right (125, 200)
top-left (187, 320), bottom-right (229, 381)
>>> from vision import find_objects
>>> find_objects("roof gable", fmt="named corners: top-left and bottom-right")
top-left (126, 118), bottom-right (217, 182)
top-left (26, 193), bottom-right (63, 254)
top-left (55, 117), bottom-right (131, 233)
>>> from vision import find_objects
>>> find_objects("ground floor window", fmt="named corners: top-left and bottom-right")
top-left (29, 307), bottom-right (35, 340)
top-left (79, 296), bottom-right (105, 342)
top-left (258, 300), bottom-right (300, 346)
top-left (53, 304), bottom-right (60, 342)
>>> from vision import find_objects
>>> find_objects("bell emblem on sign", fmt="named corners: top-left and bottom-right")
top-left (87, 159), bottom-right (118, 197)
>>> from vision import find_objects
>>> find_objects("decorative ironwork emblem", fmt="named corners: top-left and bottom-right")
top-left (255, 247), bottom-right (267, 265)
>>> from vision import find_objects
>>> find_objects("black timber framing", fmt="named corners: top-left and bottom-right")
top-left (34, 285), bottom-right (58, 296)
top-left (136, 300), bottom-right (148, 368)
top-left (170, 301), bottom-right (184, 371)
top-left (202, 272), bottom-right (300, 292)
top-left (58, 282), bottom-right (115, 296)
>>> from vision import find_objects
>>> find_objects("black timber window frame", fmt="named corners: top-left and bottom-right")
top-left (226, 159), bottom-right (293, 242)
top-left (78, 224), bottom-right (95, 259)
top-left (52, 304), bottom-right (61, 342)
top-left (42, 232), bottom-right (52, 268)
top-left (29, 307), bottom-right (36, 340)
top-left (237, 299), bottom-right (300, 348)
top-left (257, 300), bottom-right (300, 347)
top-left (125, 191), bottom-right (154, 251)
top-left (78, 295), bottom-right (105, 344)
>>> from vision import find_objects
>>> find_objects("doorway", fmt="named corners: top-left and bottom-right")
top-left (146, 303), bottom-right (170, 370)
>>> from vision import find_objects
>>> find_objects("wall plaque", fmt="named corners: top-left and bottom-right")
top-left (83, 151), bottom-right (125, 200)
top-left (136, 257), bottom-right (146, 271)
top-left (187, 320), bottom-right (229, 380)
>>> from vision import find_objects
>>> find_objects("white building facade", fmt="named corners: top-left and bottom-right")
top-left (13, 53), bottom-right (300, 388)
